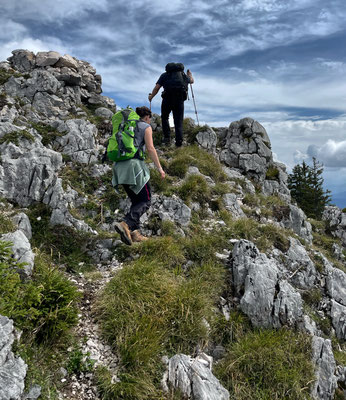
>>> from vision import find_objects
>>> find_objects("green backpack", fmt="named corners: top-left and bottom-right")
top-left (106, 108), bottom-right (144, 162)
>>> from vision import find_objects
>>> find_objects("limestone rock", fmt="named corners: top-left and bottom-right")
top-left (95, 107), bottom-right (113, 120)
top-left (35, 51), bottom-right (61, 67)
top-left (0, 141), bottom-right (63, 207)
top-left (150, 195), bottom-right (191, 227)
top-left (279, 204), bottom-right (313, 243)
top-left (196, 126), bottom-right (217, 153)
top-left (330, 300), bottom-right (346, 340)
top-left (311, 337), bottom-right (337, 400)
top-left (219, 118), bottom-right (272, 182)
top-left (11, 212), bottom-right (32, 240)
top-left (162, 353), bottom-right (229, 400)
top-left (52, 119), bottom-right (98, 164)
top-left (323, 206), bottom-right (346, 247)
top-left (284, 238), bottom-right (317, 289)
top-left (230, 240), bottom-right (303, 328)
top-left (7, 49), bottom-right (36, 72)
top-left (55, 54), bottom-right (78, 69)
top-left (0, 316), bottom-right (27, 400)
top-left (222, 193), bottom-right (246, 219)
top-left (1, 230), bottom-right (35, 277)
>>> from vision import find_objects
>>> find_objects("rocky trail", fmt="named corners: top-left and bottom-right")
top-left (58, 259), bottom-right (123, 400)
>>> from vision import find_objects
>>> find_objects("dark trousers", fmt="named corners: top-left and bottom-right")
top-left (161, 96), bottom-right (184, 146)
top-left (123, 183), bottom-right (151, 231)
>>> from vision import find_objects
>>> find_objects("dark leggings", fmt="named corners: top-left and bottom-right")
top-left (123, 183), bottom-right (151, 231)
top-left (161, 97), bottom-right (184, 145)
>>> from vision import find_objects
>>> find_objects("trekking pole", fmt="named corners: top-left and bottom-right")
top-left (148, 93), bottom-right (152, 111)
top-left (189, 84), bottom-right (199, 126)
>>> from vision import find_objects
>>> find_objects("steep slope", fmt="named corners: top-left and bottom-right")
top-left (0, 50), bottom-right (345, 400)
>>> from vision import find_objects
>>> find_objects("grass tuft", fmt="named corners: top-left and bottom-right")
top-left (214, 329), bottom-right (314, 400)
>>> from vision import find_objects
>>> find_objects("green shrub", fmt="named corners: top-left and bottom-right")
top-left (210, 312), bottom-right (251, 347)
top-left (0, 212), bottom-right (15, 233)
top-left (149, 168), bottom-right (175, 195)
top-left (30, 122), bottom-right (67, 146)
top-left (214, 329), bottom-right (314, 400)
top-left (66, 346), bottom-right (95, 375)
top-left (0, 130), bottom-right (35, 145)
top-left (0, 242), bottom-right (80, 342)
top-left (178, 175), bottom-right (210, 204)
top-left (28, 204), bottom-right (93, 271)
top-left (167, 156), bottom-right (191, 178)
top-left (174, 145), bottom-right (227, 183)
top-left (266, 166), bottom-right (280, 181)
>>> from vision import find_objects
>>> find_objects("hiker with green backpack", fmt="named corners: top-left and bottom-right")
top-left (108, 106), bottom-right (165, 245)
top-left (148, 63), bottom-right (194, 147)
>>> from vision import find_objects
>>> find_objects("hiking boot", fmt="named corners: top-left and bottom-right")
top-left (131, 230), bottom-right (148, 243)
top-left (114, 221), bottom-right (132, 245)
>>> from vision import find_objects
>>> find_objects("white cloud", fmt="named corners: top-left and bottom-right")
top-left (307, 140), bottom-right (346, 167)
top-left (2, 0), bottom-right (109, 22)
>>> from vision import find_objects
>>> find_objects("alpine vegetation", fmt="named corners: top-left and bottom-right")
top-left (0, 50), bottom-right (345, 400)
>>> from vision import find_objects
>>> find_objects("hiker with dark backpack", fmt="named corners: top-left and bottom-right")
top-left (148, 63), bottom-right (194, 147)
top-left (109, 106), bottom-right (165, 245)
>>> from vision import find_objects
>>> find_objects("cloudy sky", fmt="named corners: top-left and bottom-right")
top-left (1, 0), bottom-right (346, 201)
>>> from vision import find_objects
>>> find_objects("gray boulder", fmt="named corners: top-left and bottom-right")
top-left (196, 126), bottom-right (217, 153)
top-left (150, 195), bottom-right (191, 227)
top-left (0, 316), bottom-right (27, 400)
top-left (54, 54), bottom-right (78, 69)
top-left (52, 119), bottom-right (98, 164)
top-left (35, 51), bottom-right (61, 67)
top-left (7, 50), bottom-right (36, 72)
top-left (11, 213), bottom-right (32, 240)
top-left (284, 237), bottom-right (317, 289)
top-left (323, 206), bottom-right (346, 247)
top-left (0, 140), bottom-right (63, 207)
top-left (219, 118), bottom-right (272, 182)
top-left (162, 353), bottom-right (229, 400)
top-left (279, 204), bottom-right (313, 243)
top-left (95, 107), bottom-right (113, 120)
top-left (230, 240), bottom-right (303, 328)
top-left (222, 193), bottom-right (246, 219)
top-left (311, 337), bottom-right (337, 400)
top-left (330, 300), bottom-right (346, 340)
top-left (1, 230), bottom-right (35, 276)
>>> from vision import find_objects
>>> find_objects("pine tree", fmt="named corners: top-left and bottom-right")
top-left (288, 158), bottom-right (331, 219)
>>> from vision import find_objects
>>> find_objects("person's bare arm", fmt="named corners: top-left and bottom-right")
top-left (144, 126), bottom-right (165, 179)
top-left (148, 84), bottom-right (161, 102)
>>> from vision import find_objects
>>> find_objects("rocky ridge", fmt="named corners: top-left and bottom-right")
top-left (0, 50), bottom-right (345, 399)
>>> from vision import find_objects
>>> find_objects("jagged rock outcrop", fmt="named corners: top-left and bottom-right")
top-left (162, 353), bottom-right (229, 400)
top-left (323, 206), bottom-right (346, 247)
top-left (311, 337), bottom-right (338, 400)
top-left (11, 213), bottom-right (32, 240)
top-left (219, 118), bottom-right (272, 182)
top-left (230, 240), bottom-right (303, 328)
top-left (0, 139), bottom-right (63, 207)
top-left (0, 49), bottom-right (115, 232)
top-left (196, 126), bottom-right (218, 153)
top-left (0, 316), bottom-right (27, 400)
top-left (1, 230), bottom-right (35, 277)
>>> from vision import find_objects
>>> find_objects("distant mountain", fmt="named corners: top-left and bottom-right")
top-left (331, 191), bottom-right (346, 209)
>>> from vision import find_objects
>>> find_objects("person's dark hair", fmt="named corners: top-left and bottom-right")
top-left (136, 106), bottom-right (152, 119)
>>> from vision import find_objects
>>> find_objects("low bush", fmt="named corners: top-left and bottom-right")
top-left (0, 241), bottom-right (80, 342)
top-left (214, 329), bottom-right (314, 400)
top-left (178, 175), bottom-right (210, 204)
top-left (28, 204), bottom-right (93, 271)
top-left (30, 122), bottom-right (67, 146)
top-left (0, 130), bottom-right (35, 145)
